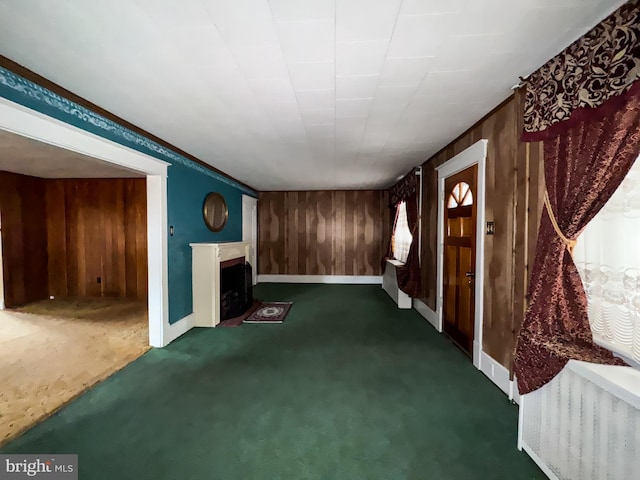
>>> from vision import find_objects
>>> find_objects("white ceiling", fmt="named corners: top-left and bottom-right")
top-left (0, 0), bottom-right (626, 190)
top-left (0, 129), bottom-right (144, 178)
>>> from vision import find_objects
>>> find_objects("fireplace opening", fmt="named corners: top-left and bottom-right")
top-left (220, 258), bottom-right (253, 321)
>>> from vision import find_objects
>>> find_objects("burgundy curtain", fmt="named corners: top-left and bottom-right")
top-left (513, 92), bottom-right (640, 395)
top-left (397, 193), bottom-right (421, 297)
top-left (381, 204), bottom-right (398, 273)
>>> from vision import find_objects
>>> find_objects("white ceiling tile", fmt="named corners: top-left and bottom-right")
top-left (161, 27), bottom-right (237, 68)
top-left (336, 41), bottom-right (388, 76)
top-left (134, 0), bottom-right (213, 27)
top-left (454, 1), bottom-right (532, 36)
top-left (288, 62), bottom-right (335, 91)
top-left (336, 0), bottom-right (403, 42)
top-left (336, 98), bottom-right (373, 118)
top-left (249, 78), bottom-right (297, 103)
top-left (387, 14), bottom-right (455, 58)
top-left (233, 44), bottom-right (290, 79)
top-left (336, 75), bottom-right (379, 99)
top-left (301, 108), bottom-right (335, 126)
top-left (277, 20), bottom-right (335, 62)
top-left (431, 35), bottom-right (511, 71)
top-left (202, 0), bottom-right (280, 46)
top-left (372, 86), bottom-right (416, 108)
top-left (379, 57), bottom-right (433, 87)
top-left (400, 0), bottom-right (469, 15)
top-left (269, 0), bottom-right (335, 21)
top-left (415, 70), bottom-right (475, 96)
top-left (295, 89), bottom-right (335, 110)
top-left (306, 124), bottom-right (335, 138)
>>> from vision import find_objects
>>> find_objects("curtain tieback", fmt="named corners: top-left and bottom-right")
top-left (544, 189), bottom-right (577, 254)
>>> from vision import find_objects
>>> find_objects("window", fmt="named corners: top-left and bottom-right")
top-left (448, 182), bottom-right (473, 209)
top-left (392, 201), bottom-right (412, 264)
top-left (574, 155), bottom-right (640, 366)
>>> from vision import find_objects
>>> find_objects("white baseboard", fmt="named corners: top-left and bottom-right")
top-left (164, 313), bottom-right (194, 345)
top-left (257, 274), bottom-right (382, 284)
top-left (413, 299), bottom-right (439, 331)
top-left (479, 350), bottom-right (518, 403)
top-left (510, 377), bottom-right (521, 405)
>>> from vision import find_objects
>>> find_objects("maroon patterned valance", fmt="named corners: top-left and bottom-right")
top-left (389, 171), bottom-right (417, 206)
top-left (522, 0), bottom-right (640, 141)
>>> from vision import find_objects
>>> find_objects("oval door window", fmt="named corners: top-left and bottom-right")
top-left (202, 192), bottom-right (228, 232)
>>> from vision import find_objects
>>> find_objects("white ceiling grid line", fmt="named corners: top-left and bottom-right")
top-left (0, 0), bottom-right (629, 190)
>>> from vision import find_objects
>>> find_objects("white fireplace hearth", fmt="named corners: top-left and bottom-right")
top-left (190, 242), bottom-right (251, 327)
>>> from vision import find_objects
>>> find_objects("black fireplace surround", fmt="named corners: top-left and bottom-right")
top-left (220, 262), bottom-right (253, 320)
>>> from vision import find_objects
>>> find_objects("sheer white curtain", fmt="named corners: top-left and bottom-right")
top-left (392, 201), bottom-right (412, 264)
top-left (575, 156), bottom-right (640, 365)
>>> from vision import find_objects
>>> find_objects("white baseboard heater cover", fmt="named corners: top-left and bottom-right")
top-left (382, 259), bottom-right (411, 309)
top-left (518, 360), bottom-right (640, 480)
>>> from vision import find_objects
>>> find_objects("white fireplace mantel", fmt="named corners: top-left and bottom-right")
top-left (190, 241), bottom-right (250, 327)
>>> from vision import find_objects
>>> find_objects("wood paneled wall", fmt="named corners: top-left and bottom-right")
top-left (419, 92), bottom-right (545, 369)
top-left (258, 190), bottom-right (390, 276)
top-left (46, 179), bottom-right (148, 299)
top-left (0, 171), bottom-right (48, 307)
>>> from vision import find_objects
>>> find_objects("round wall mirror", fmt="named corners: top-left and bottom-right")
top-left (202, 192), bottom-right (228, 232)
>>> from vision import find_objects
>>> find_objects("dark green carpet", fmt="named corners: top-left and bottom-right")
top-left (2, 284), bottom-right (543, 479)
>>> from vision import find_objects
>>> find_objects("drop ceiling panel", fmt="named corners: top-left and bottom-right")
top-left (336, 75), bottom-right (380, 99)
top-left (336, 41), bottom-right (389, 76)
top-left (336, 0), bottom-right (403, 42)
top-left (0, 0), bottom-right (628, 190)
top-left (277, 20), bottom-right (335, 63)
top-left (288, 61), bottom-right (335, 91)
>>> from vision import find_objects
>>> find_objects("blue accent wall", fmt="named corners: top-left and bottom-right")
top-left (0, 66), bottom-right (256, 324)
top-left (167, 162), bottom-right (243, 323)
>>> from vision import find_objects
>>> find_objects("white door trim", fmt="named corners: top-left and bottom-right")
top-left (0, 211), bottom-right (4, 310)
top-left (242, 194), bottom-right (258, 286)
top-left (0, 97), bottom-right (170, 347)
top-left (436, 139), bottom-right (488, 369)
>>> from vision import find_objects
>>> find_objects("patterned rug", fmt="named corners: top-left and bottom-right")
top-left (244, 302), bottom-right (292, 323)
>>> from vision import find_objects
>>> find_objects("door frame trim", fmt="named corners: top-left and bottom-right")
top-left (436, 140), bottom-right (487, 369)
top-left (0, 97), bottom-right (170, 347)
top-left (242, 194), bottom-right (258, 286)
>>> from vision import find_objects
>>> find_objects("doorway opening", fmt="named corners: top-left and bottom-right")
top-left (437, 140), bottom-right (487, 368)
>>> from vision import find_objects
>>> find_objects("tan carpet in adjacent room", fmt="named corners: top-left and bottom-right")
top-left (0, 298), bottom-right (149, 445)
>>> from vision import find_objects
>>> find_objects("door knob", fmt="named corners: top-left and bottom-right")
top-left (465, 272), bottom-right (475, 278)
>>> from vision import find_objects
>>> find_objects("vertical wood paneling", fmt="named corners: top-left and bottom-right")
top-left (258, 190), bottom-right (388, 276)
top-left (418, 95), bottom-right (542, 369)
top-left (46, 180), bottom-right (67, 297)
top-left (0, 171), bottom-right (48, 307)
top-left (46, 178), bottom-right (147, 299)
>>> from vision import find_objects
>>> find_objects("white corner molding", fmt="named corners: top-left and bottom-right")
top-left (165, 313), bottom-right (195, 345)
top-left (436, 139), bottom-right (488, 370)
top-left (257, 275), bottom-right (382, 284)
top-left (413, 298), bottom-right (439, 330)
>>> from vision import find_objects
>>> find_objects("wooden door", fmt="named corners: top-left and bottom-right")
top-left (443, 165), bottom-right (477, 355)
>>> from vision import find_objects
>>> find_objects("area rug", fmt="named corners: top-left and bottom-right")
top-left (244, 302), bottom-right (292, 323)
top-left (217, 300), bottom-right (261, 328)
